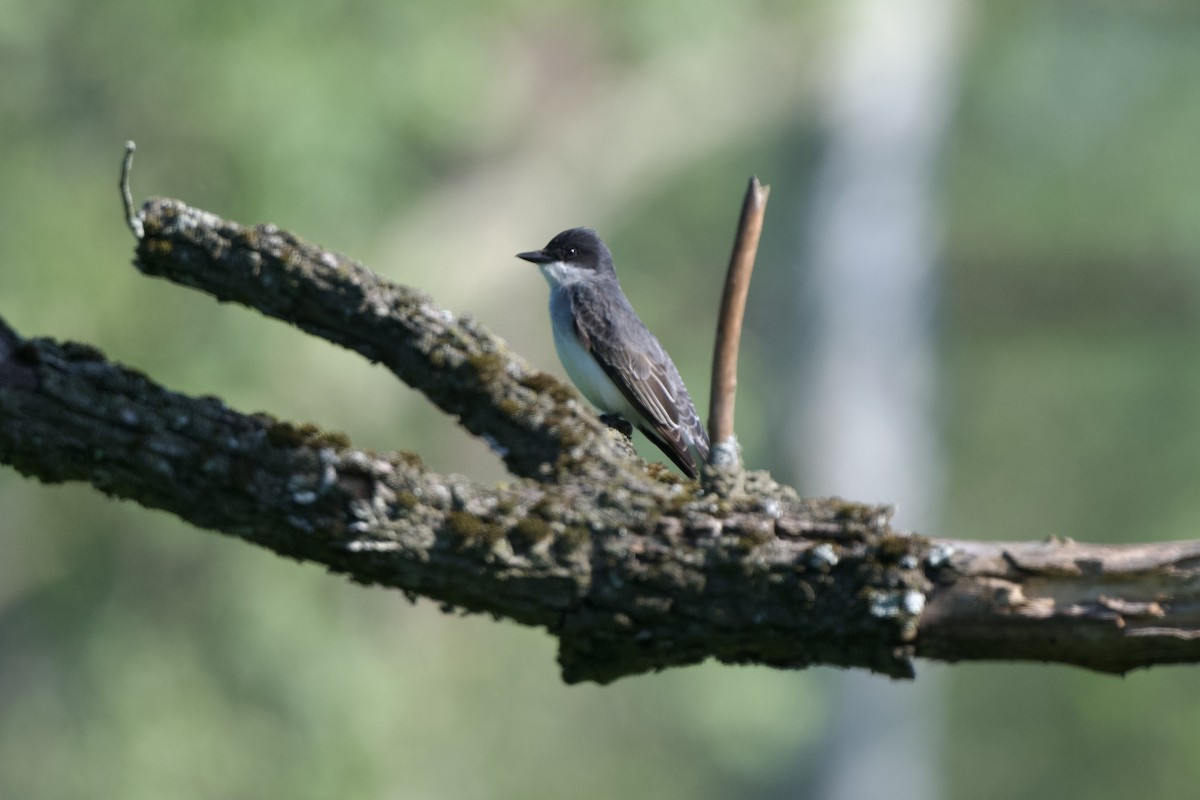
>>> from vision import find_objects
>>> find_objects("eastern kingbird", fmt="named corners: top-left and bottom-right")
top-left (517, 228), bottom-right (710, 478)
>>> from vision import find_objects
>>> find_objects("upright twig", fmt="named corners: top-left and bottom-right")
top-left (708, 176), bottom-right (769, 456)
top-left (120, 141), bottom-right (143, 239)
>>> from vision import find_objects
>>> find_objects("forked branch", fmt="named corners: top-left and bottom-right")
top-left (2, 160), bottom-right (1200, 683)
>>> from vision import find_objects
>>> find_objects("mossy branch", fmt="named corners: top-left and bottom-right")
top-left (0, 313), bottom-right (921, 683)
top-left (133, 197), bottom-right (621, 483)
top-left (3, 197), bottom-right (1200, 683)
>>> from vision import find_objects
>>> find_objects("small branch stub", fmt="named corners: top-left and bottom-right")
top-left (707, 175), bottom-right (770, 459)
top-left (120, 141), bottom-right (143, 239)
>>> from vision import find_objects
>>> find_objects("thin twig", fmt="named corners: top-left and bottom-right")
top-left (707, 175), bottom-right (769, 453)
top-left (120, 141), bottom-right (143, 239)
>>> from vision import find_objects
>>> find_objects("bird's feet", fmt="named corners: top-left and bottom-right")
top-left (599, 413), bottom-right (634, 439)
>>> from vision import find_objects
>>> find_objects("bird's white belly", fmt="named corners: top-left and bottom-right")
top-left (552, 323), bottom-right (639, 421)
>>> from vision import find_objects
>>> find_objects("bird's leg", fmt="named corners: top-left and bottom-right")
top-left (598, 413), bottom-right (634, 439)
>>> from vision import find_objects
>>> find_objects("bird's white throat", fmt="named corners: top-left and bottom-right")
top-left (538, 260), bottom-right (590, 289)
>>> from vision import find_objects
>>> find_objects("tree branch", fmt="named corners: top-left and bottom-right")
top-left (920, 537), bottom-right (1200, 673)
top-left (133, 197), bottom-right (623, 483)
top-left (0, 314), bottom-right (919, 683)
top-left (3, 198), bottom-right (1200, 683)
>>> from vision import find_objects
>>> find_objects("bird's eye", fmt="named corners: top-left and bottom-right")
top-left (564, 247), bottom-right (577, 259)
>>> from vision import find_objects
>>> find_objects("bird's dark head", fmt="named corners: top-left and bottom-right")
top-left (517, 228), bottom-right (615, 285)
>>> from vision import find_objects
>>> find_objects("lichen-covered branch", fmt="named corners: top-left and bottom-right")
top-left (0, 317), bottom-right (578, 625)
top-left (0, 317), bottom-right (923, 683)
top-left (133, 198), bottom-right (621, 483)
top-left (4, 198), bottom-right (1200, 683)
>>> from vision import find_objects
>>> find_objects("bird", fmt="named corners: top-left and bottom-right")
top-left (517, 227), bottom-right (710, 478)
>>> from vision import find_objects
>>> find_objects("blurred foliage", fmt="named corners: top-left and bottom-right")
top-left (3, 0), bottom-right (1200, 798)
top-left (941, 5), bottom-right (1200, 800)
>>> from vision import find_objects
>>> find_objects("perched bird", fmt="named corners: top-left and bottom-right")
top-left (517, 227), bottom-right (710, 478)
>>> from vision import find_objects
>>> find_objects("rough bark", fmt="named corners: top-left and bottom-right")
top-left (2, 199), bottom-right (1199, 683)
top-left (132, 199), bottom-right (621, 484)
top-left (920, 538), bottom-right (1200, 673)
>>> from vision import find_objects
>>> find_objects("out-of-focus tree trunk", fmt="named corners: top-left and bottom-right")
top-left (779, 0), bottom-right (968, 797)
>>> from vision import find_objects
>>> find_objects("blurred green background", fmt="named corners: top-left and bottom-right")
top-left (4, 1), bottom-right (1200, 798)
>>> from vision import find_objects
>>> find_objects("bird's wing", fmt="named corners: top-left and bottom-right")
top-left (570, 283), bottom-right (710, 477)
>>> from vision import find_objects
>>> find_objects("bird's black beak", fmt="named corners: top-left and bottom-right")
top-left (516, 249), bottom-right (553, 264)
